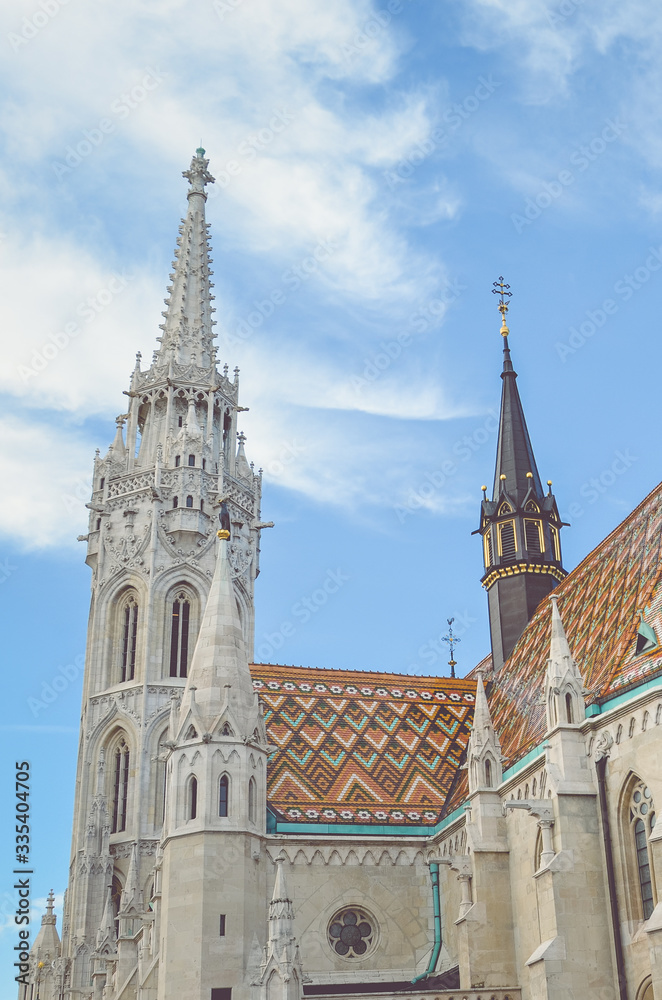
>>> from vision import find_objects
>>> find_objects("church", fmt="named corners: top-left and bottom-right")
top-left (20, 149), bottom-right (662, 1000)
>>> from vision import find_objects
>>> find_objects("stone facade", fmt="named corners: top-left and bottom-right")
top-left (18, 152), bottom-right (662, 1000)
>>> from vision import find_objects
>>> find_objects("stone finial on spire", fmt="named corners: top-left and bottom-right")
top-left (96, 884), bottom-right (117, 951)
top-left (545, 595), bottom-right (585, 731)
top-left (119, 842), bottom-right (143, 916)
top-left (467, 670), bottom-right (503, 793)
top-left (183, 146), bottom-right (215, 200)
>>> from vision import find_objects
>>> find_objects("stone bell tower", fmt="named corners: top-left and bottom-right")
top-left (43, 148), bottom-right (271, 999)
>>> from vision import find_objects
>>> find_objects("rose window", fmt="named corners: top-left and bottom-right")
top-left (328, 908), bottom-right (375, 958)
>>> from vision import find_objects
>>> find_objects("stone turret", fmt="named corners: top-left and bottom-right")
top-left (253, 857), bottom-right (306, 1000)
top-left (159, 531), bottom-right (270, 1000)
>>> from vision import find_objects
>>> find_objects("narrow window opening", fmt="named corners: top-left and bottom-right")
top-left (200, 499), bottom-right (204, 513)
top-left (112, 739), bottom-right (129, 833)
top-left (211, 990), bottom-right (231, 1000)
top-left (219, 775), bottom-right (229, 817)
top-left (203, 458), bottom-right (207, 470)
top-left (635, 818), bottom-right (654, 919)
top-left (188, 454), bottom-right (195, 467)
top-left (186, 495), bottom-right (193, 508)
top-left (219, 914), bottom-right (226, 937)
top-left (484, 758), bottom-right (492, 788)
top-left (178, 415), bottom-right (183, 427)
top-left (175, 455), bottom-right (181, 467)
top-left (189, 776), bottom-right (198, 820)
top-left (249, 777), bottom-right (256, 823)
top-left (565, 692), bottom-right (573, 724)
top-left (170, 595), bottom-right (191, 678)
top-left (173, 496), bottom-right (178, 508)
top-left (100, 477), bottom-right (105, 490)
top-left (96, 518), bottom-right (101, 530)
top-left (121, 597), bottom-right (138, 682)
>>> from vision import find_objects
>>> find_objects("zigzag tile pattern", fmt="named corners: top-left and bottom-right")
top-left (249, 665), bottom-right (475, 826)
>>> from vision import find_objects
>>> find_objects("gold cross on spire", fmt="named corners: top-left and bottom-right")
top-left (492, 276), bottom-right (512, 337)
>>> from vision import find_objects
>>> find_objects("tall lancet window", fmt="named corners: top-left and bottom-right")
top-left (629, 779), bottom-right (656, 920)
top-left (219, 775), bottom-right (229, 817)
top-left (111, 737), bottom-right (130, 833)
top-left (120, 594), bottom-right (138, 682)
top-left (169, 591), bottom-right (192, 678)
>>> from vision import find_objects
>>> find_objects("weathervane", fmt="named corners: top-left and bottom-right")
top-left (442, 617), bottom-right (461, 679)
top-left (492, 276), bottom-right (512, 337)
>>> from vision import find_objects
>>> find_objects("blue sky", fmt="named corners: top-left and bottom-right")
top-left (2, 0), bottom-right (662, 986)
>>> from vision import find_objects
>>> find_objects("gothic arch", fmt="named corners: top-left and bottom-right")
top-left (617, 771), bottom-right (658, 924)
top-left (113, 585), bottom-right (142, 685)
top-left (104, 728), bottom-right (132, 834)
top-left (164, 581), bottom-right (201, 680)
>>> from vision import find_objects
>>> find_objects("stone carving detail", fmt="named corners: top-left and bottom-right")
top-left (594, 729), bottom-right (614, 762)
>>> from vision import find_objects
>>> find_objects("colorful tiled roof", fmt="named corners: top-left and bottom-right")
top-left (249, 665), bottom-right (475, 827)
top-left (443, 480), bottom-right (662, 814)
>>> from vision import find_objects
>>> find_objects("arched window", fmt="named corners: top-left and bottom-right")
top-left (111, 874), bottom-right (123, 929)
top-left (629, 779), bottom-right (656, 920)
top-left (188, 454), bottom-right (195, 467)
top-left (200, 499), bottom-right (204, 513)
top-left (565, 692), bottom-right (574, 724)
top-left (112, 737), bottom-right (130, 833)
top-left (189, 776), bottom-right (198, 820)
top-left (248, 776), bottom-right (256, 823)
top-left (484, 758), bottom-right (492, 788)
top-left (186, 495), bottom-right (193, 508)
top-left (120, 594), bottom-right (138, 682)
top-left (173, 496), bottom-right (178, 509)
top-left (219, 775), bottom-right (229, 817)
top-left (175, 455), bottom-right (181, 467)
top-left (169, 592), bottom-right (191, 678)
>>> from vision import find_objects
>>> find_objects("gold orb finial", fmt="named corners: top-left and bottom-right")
top-left (500, 473), bottom-right (507, 481)
top-left (481, 485), bottom-right (487, 493)
top-left (526, 471), bottom-right (533, 478)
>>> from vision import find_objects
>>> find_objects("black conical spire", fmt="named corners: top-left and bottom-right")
top-left (475, 280), bottom-right (567, 671)
top-left (493, 333), bottom-right (544, 505)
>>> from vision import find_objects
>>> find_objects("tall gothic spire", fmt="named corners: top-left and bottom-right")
top-left (177, 531), bottom-right (260, 738)
top-left (476, 280), bottom-right (567, 671)
top-left (155, 147), bottom-right (217, 369)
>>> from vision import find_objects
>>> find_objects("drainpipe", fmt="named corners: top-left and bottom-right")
top-left (411, 862), bottom-right (441, 983)
top-left (596, 756), bottom-right (628, 1000)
